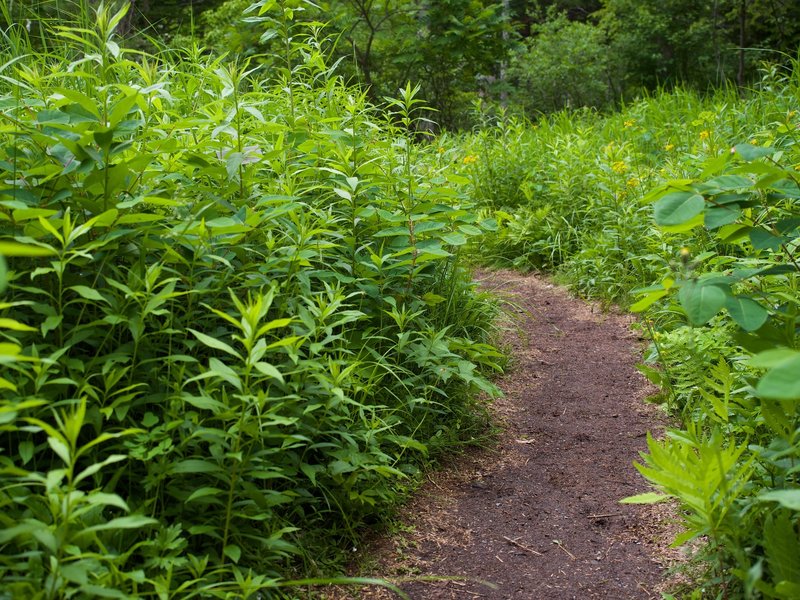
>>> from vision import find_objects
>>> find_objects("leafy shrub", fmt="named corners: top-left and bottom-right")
top-left (630, 133), bottom-right (800, 597)
top-left (0, 3), bottom-right (502, 597)
top-left (507, 12), bottom-right (613, 115)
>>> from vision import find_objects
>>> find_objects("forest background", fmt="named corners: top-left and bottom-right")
top-left (12, 0), bottom-right (800, 128)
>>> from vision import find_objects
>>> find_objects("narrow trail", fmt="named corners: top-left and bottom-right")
top-left (330, 270), bottom-right (677, 600)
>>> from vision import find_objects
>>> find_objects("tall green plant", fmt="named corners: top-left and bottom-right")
top-left (0, 2), bottom-right (501, 596)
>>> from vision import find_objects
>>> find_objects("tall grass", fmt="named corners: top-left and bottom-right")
top-left (0, 3), bottom-right (502, 597)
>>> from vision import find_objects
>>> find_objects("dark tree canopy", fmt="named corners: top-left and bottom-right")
top-left (9, 0), bottom-right (800, 123)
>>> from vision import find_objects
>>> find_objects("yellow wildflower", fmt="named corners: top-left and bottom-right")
top-left (680, 247), bottom-right (691, 265)
top-left (664, 143), bottom-right (674, 151)
top-left (750, 139), bottom-right (759, 145)
top-left (624, 119), bottom-right (635, 128)
top-left (462, 155), bottom-right (478, 165)
top-left (699, 130), bottom-right (710, 140)
top-left (611, 161), bottom-right (628, 174)
top-left (437, 147), bottom-right (445, 154)
top-left (627, 177), bottom-right (640, 188)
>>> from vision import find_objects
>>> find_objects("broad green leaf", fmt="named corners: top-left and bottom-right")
top-left (458, 224), bottom-right (483, 236)
top-left (83, 491), bottom-right (129, 511)
top-left (254, 361), bottom-right (284, 383)
top-left (413, 220), bottom-right (446, 234)
top-left (480, 217), bottom-right (499, 231)
top-left (300, 463), bottom-right (324, 485)
top-left (629, 289), bottom-right (668, 312)
top-left (654, 192), bottom-right (705, 226)
top-left (704, 205), bottom-right (741, 229)
top-left (701, 175), bottom-right (752, 191)
top-left (776, 582), bottom-right (800, 599)
top-left (224, 544), bottom-right (242, 563)
top-left (759, 490), bottom-right (800, 510)
top-left (36, 216), bottom-right (65, 244)
top-left (719, 223), bottom-right (752, 243)
top-left (734, 143), bottom-right (775, 161)
top-left (750, 228), bottom-right (788, 250)
top-left (748, 348), bottom-right (799, 369)
top-left (0, 342), bottom-right (21, 361)
top-left (41, 315), bottom-right (63, 336)
top-left (19, 440), bottom-right (34, 464)
top-left (256, 318), bottom-right (293, 336)
top-left (441, 232), bottom-right (467, 246)
top-left (68, 285), bottom-right (107, 302)
top-left (82, 515), bottom-right (158, 533)
top-left (0, 241), bottom-right (56, 256)
top-left (141, 412), bottom-right (158, 427)
top-left (725, 296), bottom-right (768, 331)
top-left (422, 292), bottom-right (446, 306)
top-left (756, 353), bottom-right (800, 401)
top-left (374, 226), bottom-right (409, 238)
top-left (330, 460), bottom-right (355, 475)
top-left (333, 188), bottom-right (351, 201)
top-left (47, 436), bottom-right (71, 465)
top-left (188, 329), bottom-right (241, 359)
top-left (37, 109), bottom-right (70, 124)
top-left (180, 393), bottom-right (227, 414)
top-left (207, 357), bottom-right (243, 391)
top-left (0, 318), bottom-right (36, 332)
top-left (678, 280), bottom-right (728, 325)
top-left (186, 487), bottom-right (226, 503)
top-left (169, 459), bottom-right (221, 474)
top-left (225, 152), bottom-right (243, 181)
top-left (117, 213), bottom-right (164, 224)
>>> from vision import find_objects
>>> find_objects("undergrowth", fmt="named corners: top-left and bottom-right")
top-left (0, 2), bottom-right (504, 597)
top-left (457, 63), bottom-right (800, 598)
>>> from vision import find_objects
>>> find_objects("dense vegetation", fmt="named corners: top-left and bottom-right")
top-left (1, 0), bottom-right (799, 598)
top-left (0, 3), bottom-right (503, 597)
top-left (11, 0), bottom-right (800, 128)
top-left (458, 70), bottom-right (800, 598)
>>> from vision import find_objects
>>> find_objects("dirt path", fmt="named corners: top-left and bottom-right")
top-left (328, 270), bottom-right (676, 599)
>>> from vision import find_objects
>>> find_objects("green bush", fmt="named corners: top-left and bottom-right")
top-left (0, 4), bottom-right (502, 597)
top-left (507, 12), bottom-right (613, 115)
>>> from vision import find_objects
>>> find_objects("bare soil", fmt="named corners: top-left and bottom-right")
top-left (324, 270), bottom-right (683, 600)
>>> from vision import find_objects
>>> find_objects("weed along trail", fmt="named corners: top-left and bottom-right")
top-left (334, 270), bottom-right (672, 600)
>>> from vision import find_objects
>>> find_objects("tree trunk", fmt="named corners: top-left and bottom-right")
top-left (499, 0), bottom-right (510, 106)
top-left (738, 0), bottom-right (746, 89)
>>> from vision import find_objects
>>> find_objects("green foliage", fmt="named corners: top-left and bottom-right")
top-left (185, 0), bottom-right (510, 130)
top-left (598, 0), bottom-right (719, 90)
top-left (507, 11), bottom-right (612, 113)
top-left (0, 3), bottom-right (502, 596)
top-left (598, 0), bottom-right (800, 93)
top-left (452, 50), bottom-right (800, 596)
top-left (628, 89), bottom-right (800, 595)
